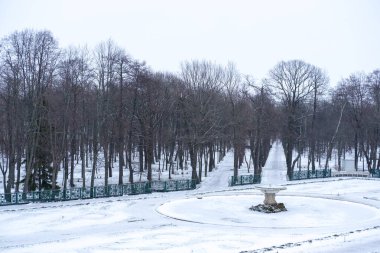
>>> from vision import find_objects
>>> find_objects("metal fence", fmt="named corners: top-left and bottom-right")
top-left (370, 169), bottom-right (380, 178)
top-left (229, 174), bottom-right (261, 186)
top-left (150, 179), bottom-right (197, 192)
top-left (0, 179), bottom-right (196, 206)
top-left (333, 172), bottom-right (368, 178)
top-left (290, 169), bottom-right (332, 180)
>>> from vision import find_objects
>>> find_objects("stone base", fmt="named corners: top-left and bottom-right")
top-left (249, 203), bottom-right (287, 213)
top-left (264, 192), bottom-right (277, 205)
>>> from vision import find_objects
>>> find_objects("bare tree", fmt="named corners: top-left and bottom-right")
top-left (181, 60), bottom-right (223, 183)
top-left (244, 76), bottom-right (276, 175)
top-left (57, 46), bottom-right (93, 189)
top-left (324, 99), bottom-right (347, 170)
top-left (338, 74), bottom-right (369, 170)
top-left (94, 39), bottom-right (119, 188)
top-left (268, 60), bottom-right (316, 177)
top-left (366, 70), bottom-right (380, 170)
top-left (308, 67), bottom-right (328, 172)
top-left (1, 30), bottom-right (59, 192)
top-left (224, 63), bottom-right (245, 180)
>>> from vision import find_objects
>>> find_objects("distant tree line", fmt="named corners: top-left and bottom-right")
top-left (0, 29), bottom-right (276, 194)
top-left (0, 29), bottom-right (378, 194)
top-left (267, 60), bottom-right (380, 176)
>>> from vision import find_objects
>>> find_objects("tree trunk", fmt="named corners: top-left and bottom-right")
top-left (233, 145), bottom-right (239, 179)
top-left (284, 139), bottom-right (294, 177)
top-left (91, 121), bottom-right (98, 191)
top-left (138, 135), bottom-right (144, 173)
top-left (325, 102), bottom-right (346, 170)
top-left (198, 147), bottom-right (203, 182)
top-left (70, 131), bottom-right (75, 187)
top-left (109, 141), bottom-right (114, 177)
top-left (337, 141), bottom-right (342, 171)
top-left (208, 143), bottom-right (215, 172)
top-left (104, 146), bottom-right (109, 187)
top-left (15, 147), bottom-right (22, 192)
top-left (354, 132), bottom-right (358, 171)
top-left (146, 131), bottom-right (154, 182)
top-left (127, 133), bottom-right (134, 184)
top-left (189, 144), bottom-right (198, 183)
top-left (80, 131), bottom-right (86, 188)
top-left (118, 142), bottom-right (124, 185)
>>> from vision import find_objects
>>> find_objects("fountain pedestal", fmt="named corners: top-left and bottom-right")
top-left (250, 185), bottom-right (287, 213)
top-left (256, 185), bottom-right (287, 205)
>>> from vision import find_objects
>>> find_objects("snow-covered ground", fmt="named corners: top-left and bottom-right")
top-left (1, 142), bottom-right (380, 253)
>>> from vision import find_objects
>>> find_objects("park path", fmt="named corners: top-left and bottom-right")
top-left (197, 151), bottom-right (235, 192)
top-left (261, 141), bottom-right (288, 185)
top-left (198, 140), bottom-right (288, 192)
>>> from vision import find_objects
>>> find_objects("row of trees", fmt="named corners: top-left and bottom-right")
top-left (268, 61), bottom-right (380, 175)
top-left (0, 29), bottom-right (378, 194)
top-left (0, 29), bottom-right (276, 194)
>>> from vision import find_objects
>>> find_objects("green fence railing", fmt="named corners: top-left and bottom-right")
top-left (290, 169), bottom-right (332, 181)
top-left (150, 179), bottom-right (197, 192)
top-left (229, 174), bottom-right (261, 186)
top-left (0, 179), bottom-right (196, 206)
top-left (370, 169), bottom-right (380, 178)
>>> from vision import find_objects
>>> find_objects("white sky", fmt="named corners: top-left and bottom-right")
top-left (0, 0), bottom-right (379, 85)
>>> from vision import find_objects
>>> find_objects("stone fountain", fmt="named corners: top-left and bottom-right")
top-left (255, 185), bottom-right (287, 206)
top-left (250, 185), bottom-right (287, 213)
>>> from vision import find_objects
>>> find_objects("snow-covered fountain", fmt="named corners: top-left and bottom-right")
top-left (250, 185), bottom-right (287, 213)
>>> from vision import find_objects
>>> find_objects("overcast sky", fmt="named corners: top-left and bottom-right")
top-left (1, 0), bottom-right (379, 85)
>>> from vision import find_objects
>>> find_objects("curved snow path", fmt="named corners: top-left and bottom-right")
top-left (157, 194), bottom-right (380, 229)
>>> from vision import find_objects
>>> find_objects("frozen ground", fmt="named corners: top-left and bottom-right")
top-left (1, 142), bottom-right (380, 253)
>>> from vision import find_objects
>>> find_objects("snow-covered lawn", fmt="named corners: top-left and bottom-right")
top-left (157, 195), bottom-right (380, 229)
top-left (1, 142), bottom-right (380, 253)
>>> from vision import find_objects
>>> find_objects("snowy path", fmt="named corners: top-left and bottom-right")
top-left (261, 141), bottom-right (287, 184)
top-left (197, 151), bottom-right (235, 192)
top-left (1, 145), bottom-right (380, 253)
